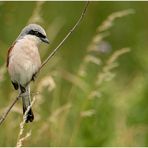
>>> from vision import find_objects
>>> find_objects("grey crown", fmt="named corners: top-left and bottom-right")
top-left (17, 24), bottom-right (49, 44)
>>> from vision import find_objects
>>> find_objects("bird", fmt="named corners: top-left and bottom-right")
top-left (6, 24), bottom-right (49, 123)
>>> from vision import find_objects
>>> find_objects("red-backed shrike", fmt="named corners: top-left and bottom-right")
top-left (7, 24), bottom-right (49, 123)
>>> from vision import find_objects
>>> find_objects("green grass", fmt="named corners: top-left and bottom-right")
top-left (0, 1), bottom-right (148, 147)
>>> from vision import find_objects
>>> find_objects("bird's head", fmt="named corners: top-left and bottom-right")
top-left (17, 24), bottom-right (49, 45)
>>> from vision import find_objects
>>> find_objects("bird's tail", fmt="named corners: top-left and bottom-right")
top-left (20, 85), bottom-right (34, 123)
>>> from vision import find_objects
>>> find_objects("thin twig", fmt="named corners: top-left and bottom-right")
top-left (39, 1), bottom-right (89, 71)
top-left (0, 94), bottom-right (21, 124)
top-left (0, 1), bottom-right (89, 125)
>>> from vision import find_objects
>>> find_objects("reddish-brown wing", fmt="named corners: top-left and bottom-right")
top-left (6, 42), bottom-right (15, 67)
top-left (6, 42), bottom-right (19, 90)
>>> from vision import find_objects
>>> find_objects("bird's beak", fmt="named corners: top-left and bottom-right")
top-left (41, 37), bottom-right (50, 44)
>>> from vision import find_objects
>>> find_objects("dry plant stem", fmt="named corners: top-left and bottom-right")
top-left (39, 1), bottom-right (89, 71)
top-left (16, 97), bottom-right (36, 147)
top-left (0, 93), bottom-right (21, 125)
top-left (0, 1), bottom-right (89, 126)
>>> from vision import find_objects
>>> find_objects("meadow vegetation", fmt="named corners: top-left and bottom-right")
top-left (0, 1), bottom-right (148, 146)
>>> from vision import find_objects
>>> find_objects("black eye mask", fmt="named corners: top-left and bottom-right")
top-left (28, 30), bottom-right (46, 39)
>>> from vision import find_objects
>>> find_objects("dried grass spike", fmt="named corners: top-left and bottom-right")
top-left (98, 9), bottom-right (135, 32)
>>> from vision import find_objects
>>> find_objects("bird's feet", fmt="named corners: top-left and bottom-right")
top-left (31, 73), bottom-right (37, 81)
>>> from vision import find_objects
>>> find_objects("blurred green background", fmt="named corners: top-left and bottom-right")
top-left (0, 1), bottom-right (148, 146)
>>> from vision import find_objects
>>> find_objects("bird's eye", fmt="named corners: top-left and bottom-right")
top-left (38, 32), bottom-right (46, 39)
top-left (32, 31), bottom-right (38, 36)
top-left (28, 30), bottom-right (39, 36)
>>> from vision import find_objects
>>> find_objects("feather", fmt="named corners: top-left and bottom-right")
top-left (6, 42), bottom-right (16, 67)
top-left (21, 85), bottom-right (34, 123)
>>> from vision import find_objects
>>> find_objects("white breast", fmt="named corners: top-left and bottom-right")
top-left (8, 35), bottom-right (41, 86)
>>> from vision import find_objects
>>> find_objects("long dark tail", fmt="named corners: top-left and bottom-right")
top-left (20, 85), bottom-right (34, 123)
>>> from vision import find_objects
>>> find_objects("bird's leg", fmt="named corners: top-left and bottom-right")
top-left (20, 85), bottom-right (26, 93)
top-left (31, 73), bottom-right (37, 81)
top-left (17, 84), bottom-right (26, 98)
